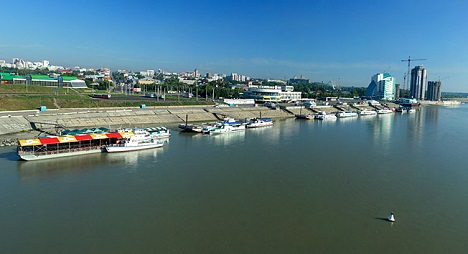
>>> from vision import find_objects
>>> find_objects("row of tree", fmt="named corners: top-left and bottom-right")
top-left (107, 71), bottom-right (370, 100)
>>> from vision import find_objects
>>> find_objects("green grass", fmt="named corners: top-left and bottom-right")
top-left (0, 84), bottom-right (74, 94)
top-left (0, 84), bottom-right (214, 110)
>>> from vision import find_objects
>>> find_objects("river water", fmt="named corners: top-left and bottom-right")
top-left (1, 105), bottom-right (467, 253)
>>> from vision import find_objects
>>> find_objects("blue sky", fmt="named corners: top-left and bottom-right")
top-left (2, 0), bottom-right (468, 92)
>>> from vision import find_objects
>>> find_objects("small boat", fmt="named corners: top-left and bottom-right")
top-left (407, 108), bottom-right (416, 113)
top-left (295, 114), bottom-right (314, 120)
top-left (146, 127), bottom-right (171, 138)
top-left (246, 118), bottom-right (273, 128)
top-left (118, 127), bottom-right (170, 139)
top-left (202, 123), bottom-right (219, 134)
top-left (203, 118), bottom-right (245, 134)
top-left (178, 114), bottom-right (208, 133)
top-left (395, 107), bottom-right (406, 113)
top-left (357, 109), bottom-right (377, 116)
top-left (105, 129), bottom-right (164, 152)
top-left (207, 123), bottom-right (246, 134)
top-left (314, 111), bottom-right (337, 120)
top-left (178, 123), bottom-right (204, 133)
top-left (336, 111), bottom-right (358, 118)
top-left (376, 108), bottom-right (394, 114)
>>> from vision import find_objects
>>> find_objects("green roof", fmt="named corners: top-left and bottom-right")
top-left (1, 72), bottom-right (78, 81)
top-left (0, 72), bottom-right (23, 81)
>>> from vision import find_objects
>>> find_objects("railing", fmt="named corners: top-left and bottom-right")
top-left (19, 146), bottom-right (103, 157)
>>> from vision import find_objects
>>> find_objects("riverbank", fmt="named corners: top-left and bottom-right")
top-left (0, 105), bottom-right (293, 146)
top-left (1, 100), bottom-right (463, 146)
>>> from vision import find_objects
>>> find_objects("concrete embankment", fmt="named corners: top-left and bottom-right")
top-left (25, 106), bottom-right (292, 129)
top-left (0, 106), bottom-right (294, 145)
top-left (1, 100), bottom-right (454, 146)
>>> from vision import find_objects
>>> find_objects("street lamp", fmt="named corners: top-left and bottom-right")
top-left (212, 84), bottom-right (218, 101)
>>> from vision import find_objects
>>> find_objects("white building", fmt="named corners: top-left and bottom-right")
top-left (365, 73), bottom-right (396, 100)
top-left (243, 86), bottom-right (301, 102)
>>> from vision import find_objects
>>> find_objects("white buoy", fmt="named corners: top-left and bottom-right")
top-left (387, 212), bottom-right (395, 222)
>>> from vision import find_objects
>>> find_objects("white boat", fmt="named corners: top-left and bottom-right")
top-left (146, 127), bottom-right (171, 138)
top-left (376, 108), bottom-right (394, 114)
top-left (246, 118), bottom-right (273, 128)
top-left (202, 123), bottom-right (219, 134)
top-left (357, 109), bottom-right (377, 116)
top-left (336, 111), bottom-right (358, 118)
top-left (204, 118), bottom-right (245, 134)
top-left (208, 123), bottom-right (246, 134)
top-left (105, 129), bottom-right (164, 152)
top-left (407, 108), bottom-right (416, 113)
top-left (118, 127), bottom-right (170, 139)
top-left (314, 111), bottom-right (337, 120)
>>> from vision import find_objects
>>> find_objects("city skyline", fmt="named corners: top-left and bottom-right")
top-left (2, 0), bottom-right (468, 92)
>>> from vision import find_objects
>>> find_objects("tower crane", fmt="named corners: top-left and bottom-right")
top-left (401, 56), bottom-right (426, 94)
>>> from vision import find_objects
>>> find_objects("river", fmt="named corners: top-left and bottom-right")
top-left (0, 105), bottom-right (467, 253)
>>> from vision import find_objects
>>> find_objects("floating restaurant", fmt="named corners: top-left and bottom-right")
top-left (17, 132), bottom-right (134, 161)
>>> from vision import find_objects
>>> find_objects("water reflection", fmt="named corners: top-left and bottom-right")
top-left (336, 117), bottom-right (358, 123)
top-left (208, 131), bottom-right (246, 146)
top-left (17, 153), bottom-right (108, 179)
top-left (274, 118), bottom-right (301, 141)
top-left (372, 114), bottom-right (394, 155)
top-left (17, 138), bottom-right (170, 178)
top-left (406, 109), bottom-right (425, 148)
top-left (104, 147), bottom-right (164, 173)
top-left (105, 146), bottom-right (164, 164)
top-left (423, 106), bottom-right (439, 125)
top-left (0, 148), bottom-right (20, 161)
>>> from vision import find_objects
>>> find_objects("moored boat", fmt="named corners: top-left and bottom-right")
top-left (295, 114), bottom-right (314, 120)
top-left (179, 123), bottom-right (204, 133)
top-left (117, 127), bottom-right (171, 139)
top-left (207, 123), bottom-right (246, 134)
top-left (17, 131), bottom-right (131, 161)
top-left (357, 109), bottom-right (377, 116)
top-left (336, 111), bottom-right (358, 118)
top-left (314, 111), bottom-right (337, 120)
top-left (146, 127), bottom-right (171, 138)
top-left (246, 118), bottom-right (273, 128)
top-left (376, 108), bottom-right (394, 114)
top-left (105, 129), bottom-right (164, 153)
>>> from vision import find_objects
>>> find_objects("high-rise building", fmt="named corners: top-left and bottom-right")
top-left (427, 81), bottom-right (442, 101)
top-left (410, 65), bottom-right (427, 100)
top-left (395, 83), bottom-right (401, 99)
top-left (365, 73), bottom-right (395, 100)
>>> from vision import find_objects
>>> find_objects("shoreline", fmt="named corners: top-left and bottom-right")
top-left (1, 100), bottom-right (463, 147)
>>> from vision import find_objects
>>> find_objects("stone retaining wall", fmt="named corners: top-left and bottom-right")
top-left (0, 115), bottom-right (33, 135)
top-left (0, 106), bottom-right (296, 139)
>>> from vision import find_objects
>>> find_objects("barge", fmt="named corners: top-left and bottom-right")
top-left (17, 131), bottom-right (133, 161)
